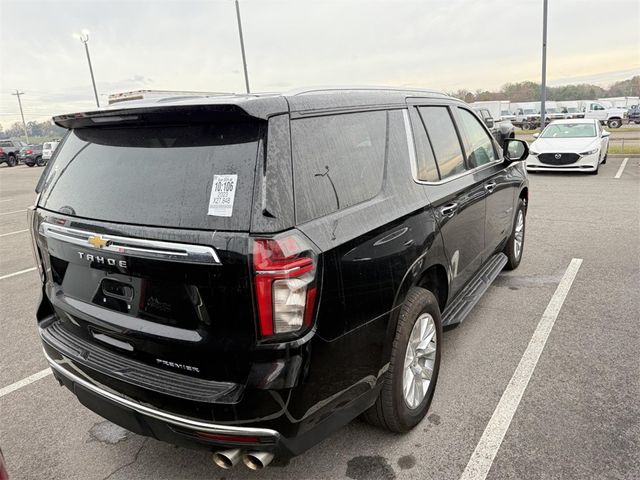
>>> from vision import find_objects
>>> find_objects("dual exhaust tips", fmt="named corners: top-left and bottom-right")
top-left (213, 449), bottom-right (274, 470)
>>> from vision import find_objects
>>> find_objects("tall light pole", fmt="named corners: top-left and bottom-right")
top-left (75, 29), bottom-right (100, 107)
top-left (11, 90), bottom-right (29, 144)
top-left (540, 0), bottom-right (548, 127)
top-left (234, 0), bottom-right (251, 93)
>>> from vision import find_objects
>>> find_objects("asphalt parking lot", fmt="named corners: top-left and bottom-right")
top-left (1, 158), bottom-right (639, 480)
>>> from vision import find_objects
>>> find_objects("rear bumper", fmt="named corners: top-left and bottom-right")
top-left (41, 322), bottom-right (382, 459)
top-left (44, 347), bottom-right (287, 452)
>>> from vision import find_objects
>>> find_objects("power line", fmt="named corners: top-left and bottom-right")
top-left (10, 90), bottom-right (29, 144)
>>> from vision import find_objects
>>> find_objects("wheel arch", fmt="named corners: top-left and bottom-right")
top-left (381, 231), bottom-right (450, 369)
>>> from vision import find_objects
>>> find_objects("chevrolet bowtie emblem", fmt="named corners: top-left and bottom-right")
top-left (87, 235), bottom-right (110, 249)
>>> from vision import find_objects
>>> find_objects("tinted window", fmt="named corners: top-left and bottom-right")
top-left (458, 108), bottom-right (497, 168)
top-left (418, 106), bottom-right (466, 179)
top-left (409, 109), bottom-right (439, 182)
top-left (0, 141), bottom-right (12, 147)
top-left (292, 111), bottom-right (387, 223)
top-left (39, 122), bottom-right (263, 230)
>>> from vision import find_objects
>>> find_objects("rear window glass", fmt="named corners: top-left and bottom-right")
top-left (291, 111), bottom-right (387, 224)
top-left (43, 143), bottom-right (52, 149)
top-left (38, 122), bottom-right (263, 230)
top-left (418, 106), bottom-right (466, 179)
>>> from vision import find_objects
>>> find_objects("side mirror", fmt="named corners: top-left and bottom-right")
top-left (503, 138), bottom-right (529, 162)
top-left (485, 117), bottom-right (494, 128)
top-left (602, 130), bottom-right (611, 137)
top-left (533, 133), bottom-right (539, 138)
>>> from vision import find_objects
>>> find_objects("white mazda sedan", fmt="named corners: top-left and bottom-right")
top-left (526, 119), bottom-right (610, 174)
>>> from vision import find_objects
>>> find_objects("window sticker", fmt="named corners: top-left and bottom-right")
top-left (208, 174), bottom-right (237, 217)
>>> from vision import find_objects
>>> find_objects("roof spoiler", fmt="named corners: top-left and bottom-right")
top-left (53, 98), bottom-right (289, 128)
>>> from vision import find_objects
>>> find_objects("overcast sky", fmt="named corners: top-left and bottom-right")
top-left (1, 0), bottom-right (639, 127)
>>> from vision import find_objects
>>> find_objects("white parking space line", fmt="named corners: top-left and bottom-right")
top-left (0, 198), bottom-right (14, 203)
top-left (0, 368), bottom-right (52, 398)
top-left (0, 229), bottom-right (29, 238)
top-left (459, 258), bottom-right (583, 480)
top-left (0, 209), bottom-right (25, 216)
top-left (0, 267), bottom-right (37, 280)
top-left (614, 157), bottom-right (629, 179)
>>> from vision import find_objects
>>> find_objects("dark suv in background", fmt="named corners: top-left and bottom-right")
top-left (19, 144), bottom-right (44, 167)
top-left (30, 88), bottom-right (529, 471)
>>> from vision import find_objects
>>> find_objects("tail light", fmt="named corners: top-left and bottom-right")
top-left (26, 150), bottom-right (33, 154)
top-left (252, 233), bottom-right (318, 338)
top-left (0, 148), bottom-right (4, 154)
top-left (27, 207), bottom-right (45, 282)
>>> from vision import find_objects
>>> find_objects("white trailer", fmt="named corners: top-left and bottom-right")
top-left (597, 97), bottom-right (639, 109)
top-left (470, 101), bottom-right (514, 121)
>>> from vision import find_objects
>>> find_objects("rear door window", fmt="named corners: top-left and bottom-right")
top-left (457, 108), bottom-right (497, 168)
top-left (291, 111), bottom-right (387, 223)
top-left (408, 109), bottom-right (440, 182)
top-left (38, 122), bottom-right (263, 230)
top-left (417, 106), bottom-right (466, 180)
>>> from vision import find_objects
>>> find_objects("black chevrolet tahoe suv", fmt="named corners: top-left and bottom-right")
top-left (29, 88), bottom-right (529, 471)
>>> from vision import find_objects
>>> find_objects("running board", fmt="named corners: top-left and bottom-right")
top-left (441, 253), bottom-right (508, 327)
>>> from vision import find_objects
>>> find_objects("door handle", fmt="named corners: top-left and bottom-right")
top-left (440, 203), bottom-right (459, 217)
top-left (485, 182), bottom-right (497, 192)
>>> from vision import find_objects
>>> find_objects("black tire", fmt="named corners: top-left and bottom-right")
top-left (589, 164), bottom-right (599, 175)
top-left (6, 155), bottom-right (16, 167)
top-left (522, 122), bottom-right (530, 130)
top-left (607, 118), bottom-right (622, 129)
top-left (26, 161), bottom-right (35, 167)
top-left (363, 287), bottom-right (442, 433)
top-left (503, 198), bottom-right (526, 270)
top-left (602, 151), bottom-right (607, 164)
top-left (36, 156), bottom-right (45, 167)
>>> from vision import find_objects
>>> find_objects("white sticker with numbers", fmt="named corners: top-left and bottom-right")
top-left (208, 174), bottom-right (238, 217)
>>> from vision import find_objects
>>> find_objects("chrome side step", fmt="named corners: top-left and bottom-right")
top-left (442, 253), bottom-right (508, 327)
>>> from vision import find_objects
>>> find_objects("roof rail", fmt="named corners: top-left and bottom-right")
top-left (286, 86), bottom-right (446, 96)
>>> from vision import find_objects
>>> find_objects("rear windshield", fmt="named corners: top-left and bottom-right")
top-left (38, 122), bottom-right (263, 230)
top-left (43, 143), bottom-right (52, 149)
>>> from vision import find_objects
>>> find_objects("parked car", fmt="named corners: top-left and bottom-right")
top-left (42, 141), bottom-right (60, 162)
top-left (527, 119), bottom-right (609, 175)
top-left (29, 88), bottom-right (529, 470)
top-left (580, 100), bottom-right (627, 128)
top-left (19, 145), bottom-right (44, 167)
top-left (473, 107), bottom-right (515, 145)
top-left (627, 105), bottom-right (640, 124)
top-left (512, 103), bottom-right (541, 130)
top-left (0, 139), bottom-right (26, 167)
top-left (558, 101), bottom-right (585, 119)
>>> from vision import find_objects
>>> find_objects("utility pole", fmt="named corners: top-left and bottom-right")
top-left (11, 90), bottom-right (29, 144)
top-left (75, 30), bottom-right (100, 107)
top-left (235, 0), bottom-right (251, 93)
top-left (540, 0), bottom-right (548, 128)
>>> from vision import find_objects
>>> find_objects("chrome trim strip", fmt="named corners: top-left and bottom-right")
top-left (255, 266), bottom-right (303, 276)
top-left (44, 349), bottom-right (280, 438)
top-left (40, 223), bottom-right (220, 265)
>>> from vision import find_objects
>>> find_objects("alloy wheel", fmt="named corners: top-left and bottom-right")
top-left (402, 313), bottom-right (437, 410)
top-left (514, 210), bottom-right (524, 259)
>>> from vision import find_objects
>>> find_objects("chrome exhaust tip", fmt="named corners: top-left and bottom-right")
top-left (212, 449), bottom-right (243, 469)
top-left (243, 451), bottom-right (275, 470)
